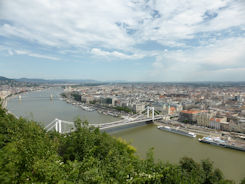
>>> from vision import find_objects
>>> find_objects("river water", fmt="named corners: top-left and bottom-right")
top-left (7, 88), bottom-right (118, 126)
top-left (7, 88), bottom-right (245, 182)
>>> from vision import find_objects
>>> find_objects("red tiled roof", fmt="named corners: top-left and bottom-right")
top-left (170, 107), bottom-right (175, 110)
top-left (210, 118), bottom-right (221, 122)
top-left (181, 110), bottom-right (201, 114)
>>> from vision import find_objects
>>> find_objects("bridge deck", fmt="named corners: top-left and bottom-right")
top-left (45, 116), bottom-right (163, 133)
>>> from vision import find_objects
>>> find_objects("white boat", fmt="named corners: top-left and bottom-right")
top-left (157, 125), bottom-right (196, 138)
top-left (80, 105), bottom-right (95, 111)
top-left (199, 136), bottom-right (245, 152)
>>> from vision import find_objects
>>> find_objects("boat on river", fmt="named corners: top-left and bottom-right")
top-left (80, 105), bottom-right (95, 112)
top-left (157, 125), bottom-right (196, 138)
top-left (198, 136), bottom-right (245, 152)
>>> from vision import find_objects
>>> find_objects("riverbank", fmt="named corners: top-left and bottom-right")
top-left (154, 121), bottom-right (221, 137)
top-left (154, 121), bottom-right (245, 152)
top-left (61, 95), bottom-right (131, 119)
top-left (1, 96), bottom-right (18, 118)
top-left (1, 98), bottom-right (7, 108)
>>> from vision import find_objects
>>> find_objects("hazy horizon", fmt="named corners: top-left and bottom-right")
top-left (2, 75), bottom-right (245, 84)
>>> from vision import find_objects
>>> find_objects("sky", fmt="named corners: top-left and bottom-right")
top-left (0, 0), bottom-right (245, 82)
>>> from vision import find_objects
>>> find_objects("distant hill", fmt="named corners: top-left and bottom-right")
top-left (0, 76), bottom-right (15, 86)
top-left (16, 78), bottom-right (49, 83)
top-left (0, 76), bottom-right (37, 87)
top-left (0, 76), bottom-right (102, 86)
top-left (0, 76), bottom-right (13, 81)
top-left (16, 78), bottom-right (100, 84)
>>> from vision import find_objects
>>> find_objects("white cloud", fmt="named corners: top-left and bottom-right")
top-left (0, 0), bottom-right (138, 50)
top-left (14, 50), bottom-right (59, 61)
top-left (1, 0), bottom-right (244, 51)
top-left (199, 1), bottom-right (245, 32)
top-left (91, 48), bottom-right (144, 59)
top-left (134, 0), bottom-right (245, 47)
top-left (0, 44), bottom-right (60, 60)
top-left (149, 36), bottom-right (245, 81)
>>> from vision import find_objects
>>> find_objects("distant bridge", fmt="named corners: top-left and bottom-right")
top-left (44, 106), bottom-right (163, 133)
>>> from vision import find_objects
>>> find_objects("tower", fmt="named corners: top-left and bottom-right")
top-left (147, 106), bottom-right (149, 118)
top-left (152, 107), bottom-right (154, 121)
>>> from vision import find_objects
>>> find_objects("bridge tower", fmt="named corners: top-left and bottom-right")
top-left (55, 119), bottom-right (62, 133)
top-left (152, 107), bottom-right (154, 121)
top-left (146, 106), bottom-right (155, 121)
top-left (147, 106), bottom-right (150, 118)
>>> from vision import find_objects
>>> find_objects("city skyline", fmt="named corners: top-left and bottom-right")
top-left (0, 0), bottom-right (245, 81)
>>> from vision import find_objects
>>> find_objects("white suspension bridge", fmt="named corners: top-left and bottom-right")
top-left (44, 106), bottom-right (163, 133)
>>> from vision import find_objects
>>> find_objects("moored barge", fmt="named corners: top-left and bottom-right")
top-left (157, 125), bottom-right (196, 138)
top-left (199, 136), bottom-right (245, 152)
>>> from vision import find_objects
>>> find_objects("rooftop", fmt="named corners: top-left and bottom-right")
top-left (181, 110), bottom-right (202, 114)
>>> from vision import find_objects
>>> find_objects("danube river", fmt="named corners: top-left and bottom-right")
top-left (7, 88), bottom-right (119, 126)
top-left (7, 88), bottom-right (245, 182)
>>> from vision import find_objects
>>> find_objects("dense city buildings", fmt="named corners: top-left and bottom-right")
top-left (61, 82), bottom-right (245, 134)
top-left (1, 81), bottom-right (245, 134)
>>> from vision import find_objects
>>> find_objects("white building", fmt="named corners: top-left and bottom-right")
top-left (133, 104), bottom-right (145, 113)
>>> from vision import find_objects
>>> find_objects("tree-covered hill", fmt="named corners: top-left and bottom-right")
top-left (0, 102), bottom-right (243, 183)
top-left (0, 76), bottom-right (36, 87)
top-left (0, 76), bottom-right (15, 85)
